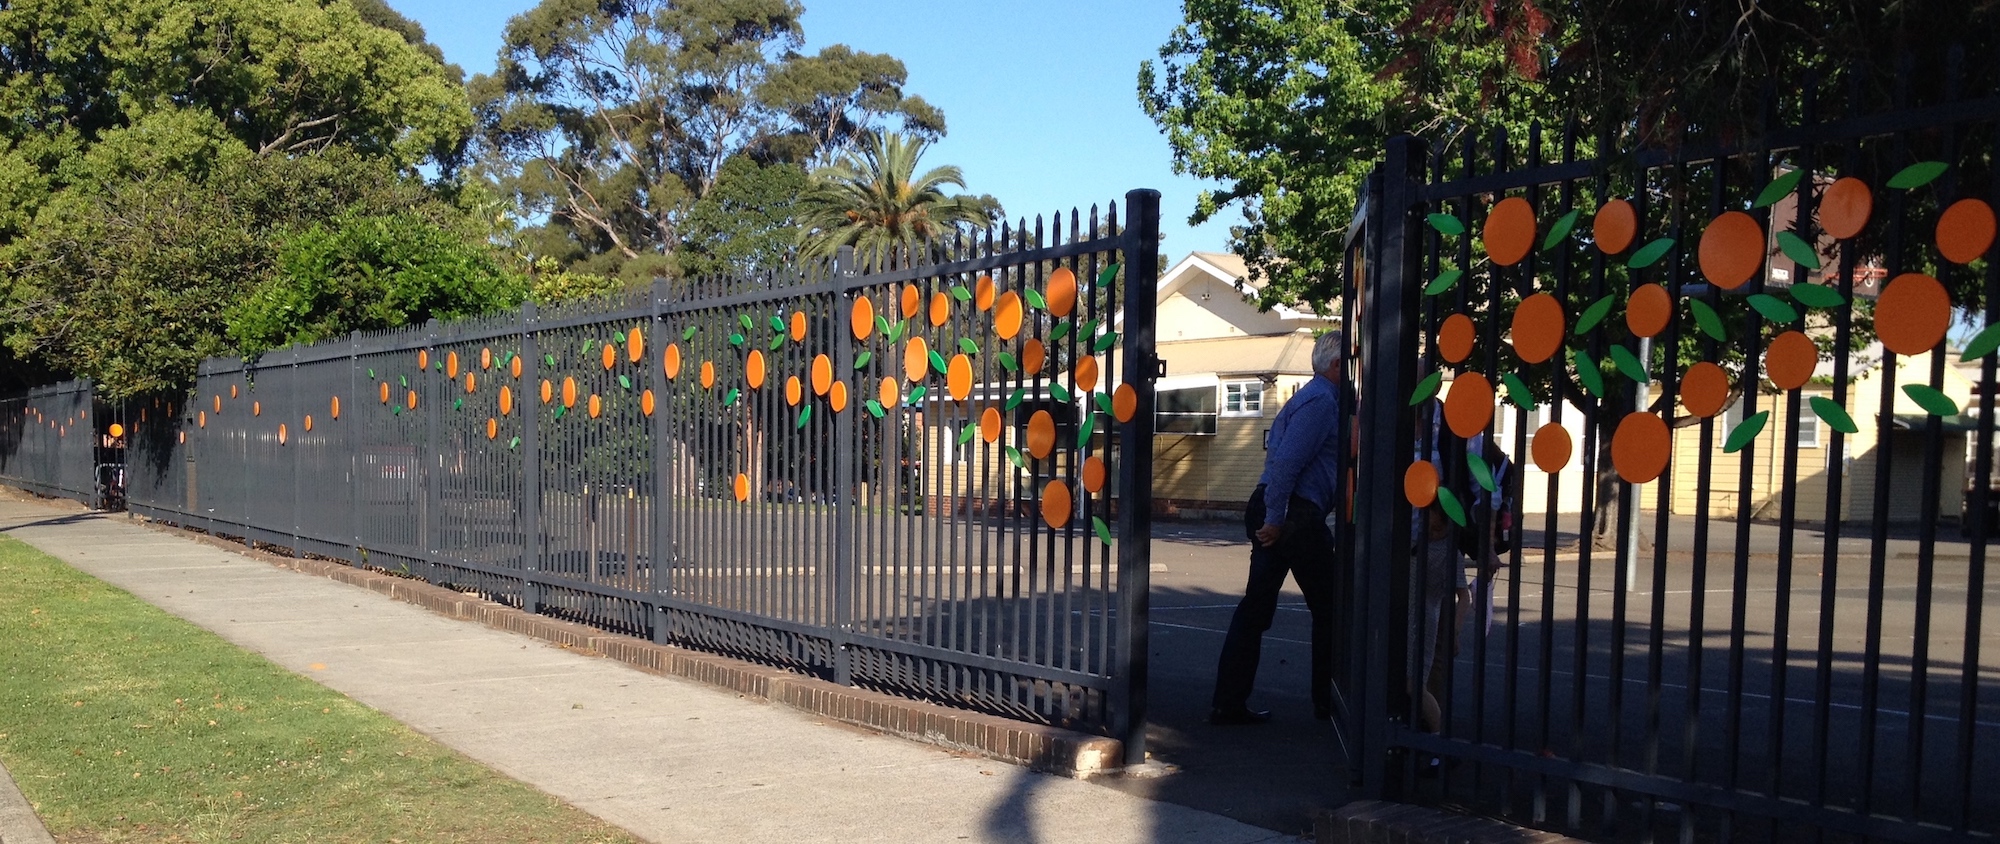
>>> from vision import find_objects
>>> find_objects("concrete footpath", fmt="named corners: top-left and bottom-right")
top-left (0, 495), bottom-right (1292, 844)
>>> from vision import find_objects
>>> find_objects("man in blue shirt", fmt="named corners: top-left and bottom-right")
top-left (1210, 331), bottom-right (1347, 725)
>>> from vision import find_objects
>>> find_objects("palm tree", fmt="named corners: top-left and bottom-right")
top-left (798, 131), bottom-right (995, 267)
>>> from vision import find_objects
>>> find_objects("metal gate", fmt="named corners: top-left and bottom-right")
top-left (1340, 67), bottom-right (2000, 842)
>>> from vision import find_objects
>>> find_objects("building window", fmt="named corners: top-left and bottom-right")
top-left (1796, 408), bottom-right (1822, 448)
top-left (1157, 387), bottom-right (1219, 435)
top-left (1222, 381), bottom-right (1264, 417)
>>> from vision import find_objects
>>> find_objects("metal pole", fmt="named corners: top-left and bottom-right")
top-left (833, 246), bottom-right (857, 686)
top-left (1114, 189), bottom-right (1161, 767)
top-left (652, 278), bottom-right (673, 645)
top-left (521, 302), bottom-right (543, 615)
top-left (1624, 336), bottom-right (1650, 592)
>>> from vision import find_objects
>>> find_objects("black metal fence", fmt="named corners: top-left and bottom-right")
top-left (1342, 62), bottom-right (2000, 842)
top-left (108, 190), bottom-right (1162, 755)
top-left (0, 379), bottom-right (116, 509)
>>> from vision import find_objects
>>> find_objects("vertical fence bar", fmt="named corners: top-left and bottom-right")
top-left (833, 246), bottom-right (857, 686)
top-left (1112, 188), bottom-right (1160, 766)
top-left (521, 303), bottom-right (542, 615)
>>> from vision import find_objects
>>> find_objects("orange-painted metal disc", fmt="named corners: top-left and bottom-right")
top-left (627, 327), bottom-right (644, 362)
top-left (851, 296), bottom-right (875, 340)
top-left (1022, 339), bottom-right (1046, 374)
top-left (253, 401), bottom-right (261, 417)
top-left (1765, 330), bottom-right (1817, 391)
top-left (540, 380), bottom-right (553, 404)
top-left (642, 389), bottom-right (655, 416)
top-left (1041, 480), bottom-right (1074, 529)
top-left (1046, 267), bottom-right (1078, 317)
top-left (663, 345), bottom-right (682, 379)
top-left (811, 354), bottom-right (833, 396)
top-left (994, 292), bottom-right (1024, 340)
top-left (1027, 410), bottom-right (1056, 459)
top-left (407, 390), bottom-right (419, 410)
top-left (330, 396), bottom-right (340, 419)
top-left (1820, 177), bottom-right (1874, 240)
top-left (301, 417), bottom-right (311, 434)
top-left (878, 376), bottom-right (899, 409)
top-left (790, 311), bottom-right (808, 342)
top-left (1681, 362), bottom-right (1729, 418)
top-left (947, 354), bottom-right (973, 401)
top-left (1938, 198), bottom-right (1996, 264)
top-left (746, 350), bottom-right (766, 389)
top-left (1510, 293), bottom-right (1565, 364)
top-left (1483, 196), bottom-right (1537, 266)
top-left (1074, 355), bottom-right (1100, 392)
top-left (975, 276), bottom-right (996, 311)
top-left (278, 423), bottom-right (288, 445)
top-left (830, 381), bottom-right (849, 413)
top-left (930, 291), bottom-right (951, 327)
top-left (1698, 211), bottom-right (1765, 290)
top-left (447, 351), bottom-right (460, 378)
top-left (499, 386), bottom-right (513, 416)
top-left (511, 355), bottom-right (523, 379)
top-left (602, 343), bottom-right (616, 371)
top-left (1404, 460), bottom-right (1439, 507)
top-left (1611, 411), bottom-right (1670, 484)
top-left (379, 383), bottom-right (390, 404)
top-left (1438, 314), bottom-right (1476, 363)
top-left (1531, 423), bottom-right (1571, 473)
top-left (980, 407), bottom-right (1004, 442)
top-left (563, 377), bottom-right (578, 408)
top-left (785, 377), bottom-right (801, 406)
top-left (734, 473), bottom-right (751, 502)
top-left (1626, 283), bottom-right (1672, 338)
top-left (1083, 456), bottom-right (1108, 493)
top-left (417, 350), bottom-right (428, 371)
top-left (481, 347), bottom-right (492, 370)
top-left (1594, 199), bottom-right (1638, 254)
top-left (699, 362), bottom-right (716, 390)
top-left (1113, 384), bottom-right (1138, 422)
top-left (1877, 272), bottom-right (1952, 356)
top-left (1444, 372), bottom-right (1495, 439)
top-left (904, 337), bottom-right (930, 383)
top-left (588, 394), bottom-right (602, 418)
top-left (487, 418), bottom-right (498, 439)
top-left (901, 284), bottom-right (923, 320)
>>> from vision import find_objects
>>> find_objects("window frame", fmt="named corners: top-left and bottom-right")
top-left (1221, 380), bottom-right (1266, 417)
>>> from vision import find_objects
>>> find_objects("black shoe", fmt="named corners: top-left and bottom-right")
top-left (1208, 706), bottom-right (1272, 726)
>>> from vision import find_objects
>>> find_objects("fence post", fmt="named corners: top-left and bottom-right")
top-left (832, 246), bottom-right (857, 686)
top-left (350, 332), bottom-right (362, 563)
top-left (1113, 189), bottom-right (1162, 767)
top-left (651, 278), bottom-right (672, 645)
top-left (1352, 135), bottom-right (1425, 798)
top-left (423, 319), bottom-right (442, 584)
top-left (520, 303), bottom-right (542, 615)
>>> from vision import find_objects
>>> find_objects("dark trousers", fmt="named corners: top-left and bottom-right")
top-left (1211, 485), bottom-right (1337, 712)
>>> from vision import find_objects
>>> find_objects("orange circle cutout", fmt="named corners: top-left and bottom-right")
top-left (1444, 372), bottom-right (1495, 438)
top-left (642, 389), bottom-right (656, 416)
top-left (930, 291), bottom-right (951, 327)
top-left (785, 376), bottom-right (802, 406)
top-left (1820, 177), bottom-right (1873, 240)
top-left (407, 390), bottom-right (419, 410)
top-left (947, 354), bottom-right (973, 401)
top-left (1083, 457), bottom-right (1108, 493)
top-left (664, 344), bottom-right (682, 379)
top-left (852, 296), bottom-right (876, 340)
top-left (1075, 356), bottom-right (1100, 392)
top-left (1027, 410), bottom-right (1056, 459)
top-left (1626, 283), bottom-right (1672, 338)
top-left (481, 348), bottom-right (493, 370)
top-left (734, 473), bottom-right (751, 502)
top-left (1877, 272), bottom-right (1952, 356)
top-left (601, 343), bottom-right (616, 371)
top-left (980, 407), bottom-right (1004, 442)
top-left (107, 422), bottom-right (123, 438)
top-left (1483, 197), bottom-right (1536, 267)
top-left (1113, 384), bottom-right (1138, 422)
top-left (901, 284), bottom-right (923, 320)
top-left (699, 361), bottom-right (716, 390)
top-left (1046, 267), bottom-right (1078, 317)
top-left (588, 394), bottom-right (602, 418)
top-left (1681, 362), bottom-right (1730, 418)
top-left (1438, 314), bottom-right (1476, 363)
top-left (829, 381), bottom-right (849, 413)
top-left (1698, 211), bottom-right (1764, 290)
top-left (1021, 339), bottom-right (1046, 374)
top-left (1594, 199), bottom-right (1638, 254)
top-left (379, 383), bottom-right (390, 404)
top-left (487, 418), bottom-right (498, 439)
top-left (1511, 293), bottom-right (1566, 364)
top-left (904, 337), bottom-right (930, 383)
top-left (1404, 460), bottom-right (1439, 508)
top-left (540, 380), bottom-right (553, 404)
top-left (1938, 198), bottom-right (1996, 264)
top-left (975, 276), bottom-right (996, 311)
top-left (198, 411), bottom-right (206, 428)
top-left (330, 397), bottom-right (340, 419)
top-left (253, 401), bottom-right (261, 417)
top-left (499, 386), bottom-right (513, 416)
top-left (562, 377), bottom-right (578, 407)
top-left (1531, 423), bottom-right (1572, 473)
top-left (465, 372), bottom-right (477, 394)
top-left (811, 354), bottom-right (833, 396)
top-left (994, 292), bottom-right (1024, 340)
top-left (878, 377), bottom-right (899, 409)
top-left (1612, 412), bottom-right (1670, 484)
top-left (1766, 330), bottom-right (1817, 391)
top-left (790, 311), bottom-right (807, 342)
top-left (216, 394), bottom-right (224, 412)
top-left (627, 327), bottom-right (644, 362)
top-left (746, 350), bottom-right (767, 389)
top-left (511, 355), bottom-right (523, 379)
top-left (416, 351), bottom-right (427, 371)
top-left (1042, 480), bottom-right (1074, 529)
top-left (302, 416), bottom-right (312, 433)
top-left (446, 351), bottom-right (460, 378)
top-left (278, 423), bottom-right (288, 445)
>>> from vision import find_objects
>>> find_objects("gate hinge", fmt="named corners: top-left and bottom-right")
top-left (1151, 356), bottom-right (1167, 379)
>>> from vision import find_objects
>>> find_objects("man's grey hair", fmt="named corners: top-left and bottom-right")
top-left (1311, 331), bottom-right (1345, 374)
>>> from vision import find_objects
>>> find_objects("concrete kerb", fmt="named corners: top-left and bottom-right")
top-left (138, 517), bottom-right (1124, 779)
top-left (1317, 801), bottom-right (1588, 844)
top-left (0, 756), bottom-right (56, 844)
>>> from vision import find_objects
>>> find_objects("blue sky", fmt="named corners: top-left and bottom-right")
top-left (392, 0), bottom-right (1238, 259)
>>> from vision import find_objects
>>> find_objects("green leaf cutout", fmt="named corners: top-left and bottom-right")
top-left (1428, 213), bottom-right (1466, 236)
top-left (551, 405), bottom-right (564, 421)
top-left (1051, 320), bottom-right (1072, 342)
top-left (999, 352), bottom-right (1019, 372)
top-left (951, 285), bottom-right (972, 302)
top-left (1079, 318), bottom-right (1101, 339)
top-left (1723, 410), bottom-right (1769, 454)
top-left (1097, 264), bottom-right (1120, 288)
top-left (1094, 331), bottom-right (1120, 352)
top-left (618, 375), bottom-right (632, 390)
top-left (874, 314), bottom-right (891, 338)
top-left (1574, 294), bottom-right (1616, 335)
top-left (1436, 487), bottom-right (1468, 527)
top-left (1468, 451), bottom-right (1497, 493)
top-left (1748, 293), bottom-right (1799, 324)
top-left (1627, 237), bottom-right (1676, 269)
top-left (452, 397), bottom-right (463, 411)
top-left (1093, 516), bottom-right (1114, 547)
top-left (544, 354), bottom-right (555, 367)
top-left (1689, 299), bottom-right (1727, 342)
top-left (958, 421), bottom-right (977, 443)
top-left (739, 314), bottom-right (755, 332)
top-left (1051, 382), bottom-right (1073, 403)
top-left (865, 399), bottom-right (884, 418)
top-left (1025, 289), bottom-right (1047, 310)
top-left (1501, 372), bottom-right (1536, 410)
top-left (728, 333), bottom-right (745, 348)
top-left (887, 320), bottom-right (905, 344)
top-left (1095, 392), bottom-right (1115, 415)
top-left (582, 340), bottom-right (594, 355)
top-left (1887, 161), bottom-right (1948, 190)
top-left (1809, 396), bottom-right (1857, 435)
top-left (959, 337), bottom-right (980, 356)
top-left (1789, 282), bottom-right (1846, 309)
top-left (769, 316), bottom-right (786, 333)
top-left (768, 335), bottom-right (785, 351)
top-left (929, 350), bottom-right (949, 375)
top-left (1574, 350), bottom-right (1605, 397)
top-left (1006, 388), bottom-right (1027, 411)
top-left (367, 368), bottom-right (376, 379)
top-left (682, 326), bottom-right (698, 341)
top-left (723, 388), bottom-right (740, 407)
top-left (854, 351), bottom-right (873, 369)
top-left (1424, 269), bottom-right (1463, 296)
top-left (400, 375), bottom-right (408, 388)
top-left (1755, 169), bottom-right (1806, 209)
top-left (1409, 371), bottom-right (1443, 405)
top-left (1776, 231), bottom-right (1822, 270)
top-left (1541, 208), bottom-right (1581, 251)
top-left (1078, 411), bottom-right (1096, 448)
top-left (1903, 384), bottom-right (1961, 417)
top-left (908, 385), bottom-right (929, 405)
top-left (509, 436), bottom-right (520, 450)
top-left (1965, 324), bottom-right (2000, 361)
top-left (1006, 445), bottom-right (1026, 469)
top-left (1608, 344), bottom-right (1650, 383)
top-left (392, 406), bottom-right (402, 417)
top-left (797, 406), bottom-right (813, 430)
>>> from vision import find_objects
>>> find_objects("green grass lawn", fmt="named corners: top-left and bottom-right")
top-left (0, 535), bottom-right (642, 844)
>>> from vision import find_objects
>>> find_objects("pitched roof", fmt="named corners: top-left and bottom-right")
top-left (1156, 332), bottom-right (1319, 378)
